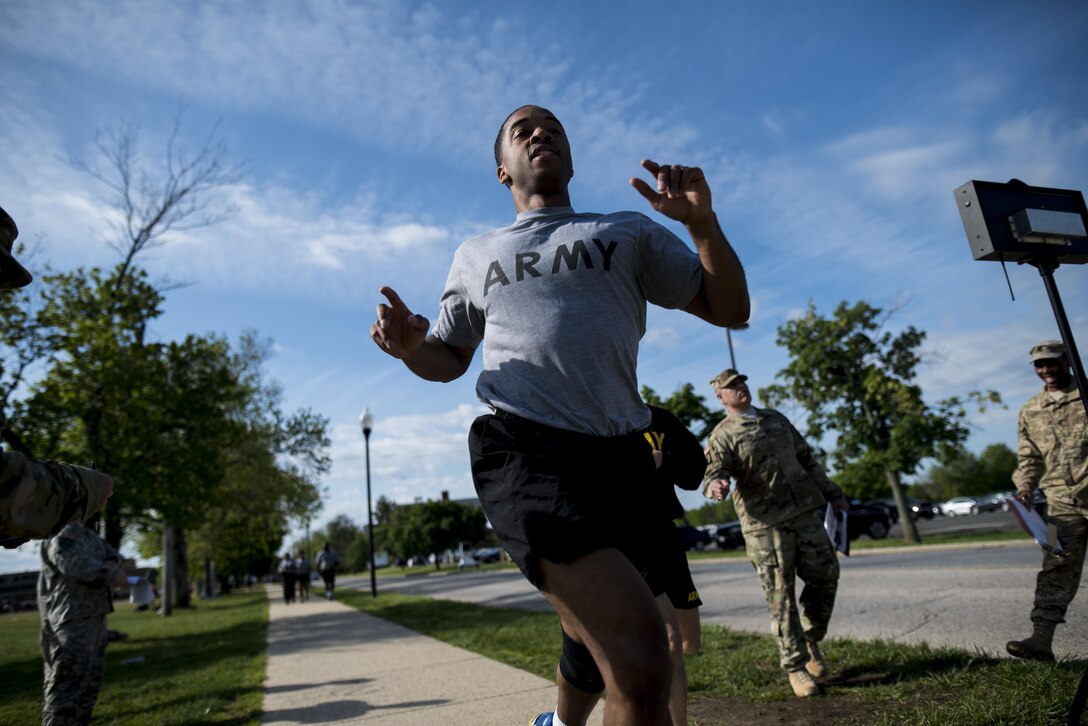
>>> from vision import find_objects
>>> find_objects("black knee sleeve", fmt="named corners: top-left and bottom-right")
top-left (559, 628), bottom-right (605, 694)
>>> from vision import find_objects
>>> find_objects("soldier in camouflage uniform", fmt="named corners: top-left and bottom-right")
top-left (1, 205), bottom-right (115, 548)
top-left (38, 519), bottom-right (131, 725)
top-left (703, 369), bottom-right (849, 698)
top-left (1007, 339), bottom-right (1088, 662)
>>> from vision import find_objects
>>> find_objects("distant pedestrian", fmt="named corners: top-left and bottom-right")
top-left (703, 369), bottom-right (848, 698)
top-left (277, 552), bottom-right (297, 605)
top-left (38, 518), bottom-right (132, 725)
top-left (1007, 339), bottom-right (1087, 662)
top-left (316, 542), bottom-right (340, 600)
top-left (295, 550), bottom-right (312, 602)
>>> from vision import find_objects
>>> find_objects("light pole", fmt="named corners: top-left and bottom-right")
top-left (726, 323), bottom-right (750, 370)
top-left (359, 409), bottom-right (377, 598)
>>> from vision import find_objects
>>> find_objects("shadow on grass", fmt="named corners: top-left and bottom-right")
top-left (823, 642), bottom-right (989, 690)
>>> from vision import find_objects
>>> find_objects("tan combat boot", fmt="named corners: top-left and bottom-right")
top-left (788, 668), bottom-right (819, 697)
top-left (1006, 621), bottom-right (1056, 662)
top-left (805, 640), bottom-right (828, 678)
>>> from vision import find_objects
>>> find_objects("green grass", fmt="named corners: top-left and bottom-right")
top-left (0, 592), bottom-right (268, 726)
top-left (338, 589), bottom-right (1086, 726)
top-left (1, 533), bottom-right (1079, 725)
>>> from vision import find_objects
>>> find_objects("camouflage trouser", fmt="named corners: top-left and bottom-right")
top-left (745, 508), bottom-right (840, 671)
top-left (1032, 499), bottom-right (1088, 625)
top-left (41, 615), bottom-right (108, 726)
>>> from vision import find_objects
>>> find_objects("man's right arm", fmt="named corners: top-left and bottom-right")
top-left (370, 286), bottom-right (475, 382)
top-left (1012, 407), bottom-right (1042, 506)
top-left (1, 452), bottom-right (114, 544)
top-left (702, 428), bottom-right (734, 500)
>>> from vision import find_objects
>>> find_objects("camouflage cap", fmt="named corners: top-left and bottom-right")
top-left (0, 206), bottom-right (33, 290)
top-left (1029, 339), bottom-right (1066, 363)
top-left (709, 368), bottom-right (747, 389)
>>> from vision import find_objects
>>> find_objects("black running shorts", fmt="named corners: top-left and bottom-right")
top-left (654, 523), bottom-right (702, 609)
top-left (469, 409), bottom-right (662, 591)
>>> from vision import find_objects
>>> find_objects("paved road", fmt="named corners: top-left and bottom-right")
top-left (343, 538), bottom-right (1087, 661)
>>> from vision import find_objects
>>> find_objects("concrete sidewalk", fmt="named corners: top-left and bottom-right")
top-left (260, 586), bottom-right (602, 725)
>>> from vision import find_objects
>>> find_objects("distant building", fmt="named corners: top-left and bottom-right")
top-left (0, 570), bottom-right (39, 612)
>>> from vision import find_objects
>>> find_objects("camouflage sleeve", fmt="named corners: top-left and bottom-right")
top-left (788, 419), bottom-right (844, 502)
top-left (1011, 407), bottom-right (1042, 494)
top-left (702, 425), bottom-right (734, 498)
top-left (0, 452), bottom-right (112, 539)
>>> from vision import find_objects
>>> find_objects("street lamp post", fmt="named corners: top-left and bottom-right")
top-left (359, 409), bottom-right (377, 598)
top-left (726, 323), bottom-right (750, 370)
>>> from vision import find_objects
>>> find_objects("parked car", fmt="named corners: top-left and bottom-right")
top-left (678, 525), bottom-right (714, 551)
top-left (862, 498), bottom-right (899, 524)
top-left (473, 546), bottom-right (502, 564)
top-left (941, 496), bottom-right (979, 517)
top-left (976, 491), bottom-right (1014, 513)
top-left (911, 499), bottom-right (942, 519)
top-left (714, 521), bottom-right (746, 550)
top-left (864, 497), bottom-right (941, 521)
top-left (846, 500), bottom-right (892, 540)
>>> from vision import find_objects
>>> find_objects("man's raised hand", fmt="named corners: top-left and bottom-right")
top-left (630, 159), bottom-right (713, 226)
top-left (371, 286), bottom-right (430, 360)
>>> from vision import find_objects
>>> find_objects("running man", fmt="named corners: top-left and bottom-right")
top-left (371, 104), bottom-right (748, 724)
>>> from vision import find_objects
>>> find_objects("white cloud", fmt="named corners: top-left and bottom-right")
top-left (762, 113), bottom-right (785, 137)
top-left (643, 325), bottom-right (681, 348)
top-left (320, 402), bottom-right (486, 524)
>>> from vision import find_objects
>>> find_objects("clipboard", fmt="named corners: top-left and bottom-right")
top-left (1007, 496), bottom-right (1064, 557)
top-left (824, 504), bottom-right (849, 556)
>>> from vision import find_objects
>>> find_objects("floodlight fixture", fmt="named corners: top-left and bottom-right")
top-left (953, 179), bottom-right (1088, 264)
top-left (953, 178), bottom-right (1088, 420)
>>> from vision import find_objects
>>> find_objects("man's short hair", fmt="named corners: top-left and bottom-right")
top-left (493, 104), bottom-right (541, 166)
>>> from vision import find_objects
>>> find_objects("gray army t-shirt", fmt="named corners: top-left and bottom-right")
top-left (433, 206), bottom-right (702, 436)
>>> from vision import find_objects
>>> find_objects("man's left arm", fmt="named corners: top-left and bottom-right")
top-left (631, 160), bottom-right (749, 327)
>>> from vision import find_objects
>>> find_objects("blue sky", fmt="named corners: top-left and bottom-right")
top-left (2, 1), bottom-right (1086, 573)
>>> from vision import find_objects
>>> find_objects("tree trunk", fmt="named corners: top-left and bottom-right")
top-left (885, 468), bottom-right (921, 543)
top-left (204, 558), bottom-right (216, 599)
top-left (103, 496), bottom-right (124, 551)
top-left (161, 525), bottom-right (174, 616)
top-left (174, 528), bottom-right (191, 608)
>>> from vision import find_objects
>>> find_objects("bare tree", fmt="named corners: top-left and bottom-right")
top-left (69, 108), bottom-right (245, 294)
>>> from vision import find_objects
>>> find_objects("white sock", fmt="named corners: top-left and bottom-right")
top-left (552, 706), bottom-right (569, 726)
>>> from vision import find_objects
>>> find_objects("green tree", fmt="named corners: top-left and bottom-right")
top-left (375, 495), bottom-right (396, 526)
top-left (920, 442), bottom-right (1017, 501)
top-left (385, 499), bottom-right (488, 570)
top-left (315, 514), bottom-right (362, 572)
top-left (760, 300), bottom-right (1002, 543)
top-left (0, 265), bottom-right (58, 454)
top-left (828, 455), bottom-right (889, 502)
top-left (978, 443), bottom-right (1018, 493)
top-left (684, 499), bottom-right (737, 526)
top-left (641, 382), bottom-right (723, 440)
